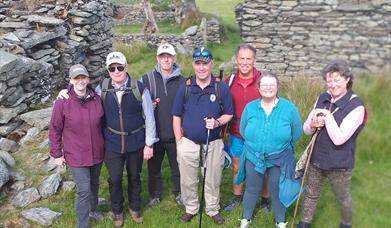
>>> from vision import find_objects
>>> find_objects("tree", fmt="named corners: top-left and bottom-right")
top-left (174, 0), bottom-right (201, 27)
top-left (143, 0), bottom-right (159, 34)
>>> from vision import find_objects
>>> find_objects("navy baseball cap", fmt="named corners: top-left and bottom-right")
top-left (192, 47), bottom-right (213, 63)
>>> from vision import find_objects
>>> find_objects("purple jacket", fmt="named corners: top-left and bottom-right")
top-left (49, 87), bottom-right (104, 167)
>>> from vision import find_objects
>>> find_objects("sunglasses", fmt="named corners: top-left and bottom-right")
top-left (193, 51), bottom-right (211, 58)
top-left (108, 65), bottom-right (125, 72)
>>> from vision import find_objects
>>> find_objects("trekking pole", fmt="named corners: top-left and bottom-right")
top-left (199, 128), bottom-right (211, 228)
top-left (290, 129), bottom-right (320, 228)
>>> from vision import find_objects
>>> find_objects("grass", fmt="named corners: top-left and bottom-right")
top-left (113, 21), bottom-right (184, 35)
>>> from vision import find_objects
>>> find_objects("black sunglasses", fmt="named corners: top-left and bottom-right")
top-left (108, 65), bottom-right (125, 72)
top-left (193, 51), bottom-right (211, 58)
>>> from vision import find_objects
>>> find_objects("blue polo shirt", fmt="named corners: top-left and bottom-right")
top-left (172, 76), bottom-right (233, 144)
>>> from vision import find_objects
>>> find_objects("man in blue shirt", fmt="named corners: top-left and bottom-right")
top-left (172, 47), bottom-right (234, 225)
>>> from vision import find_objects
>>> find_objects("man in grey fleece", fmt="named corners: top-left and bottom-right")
top-left (140, 43), bottom-right (185, 209)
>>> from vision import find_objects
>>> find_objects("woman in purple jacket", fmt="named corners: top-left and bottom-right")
top-left (49, 64), bottom-right (105, 228)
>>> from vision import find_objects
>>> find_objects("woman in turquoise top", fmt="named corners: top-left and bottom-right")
top-left (238, 72), bottom-right (303, 228)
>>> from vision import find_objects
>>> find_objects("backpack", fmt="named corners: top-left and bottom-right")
top-left (146, 71), bottom-right (157, 100)
top-left (184, 76), bottom-right (223, 112)
top-left (100, 76), bottom-right (142, 106)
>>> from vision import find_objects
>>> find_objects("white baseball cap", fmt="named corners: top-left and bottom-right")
top-left (157, 43), bottom-right (176, 56)
top-left (106, 52), bottom-right (127, 68)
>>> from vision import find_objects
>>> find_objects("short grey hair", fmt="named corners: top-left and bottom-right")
top-left (257, 70), bottom-right (280, 92)
top-left (321, 59), bottom-right (354, 89)
top-left (234, 43), bottom-right (257, 58)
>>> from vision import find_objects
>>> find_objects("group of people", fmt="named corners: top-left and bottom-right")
top-left (48, 42), bottom-right (366, 228)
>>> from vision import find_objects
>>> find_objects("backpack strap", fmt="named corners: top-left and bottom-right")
top-left (100, 77), bottom-right (110, 107)
top-left (215, 77), bottom-right (223, 112)
top-left (184, 77), bottom-right (192, 104)
top-left (147, 71), bottom-right (156, 100)
top-left (130, 76), bottom-right (142, 102)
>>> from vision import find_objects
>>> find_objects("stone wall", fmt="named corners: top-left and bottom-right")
top-left (236, 0), bottom-right (391, 76)
top-left (115, 18), bottom-right (224, 52)
top-left (113, 4), bottom-right (175, 25)
top-left (0, 0), bottom-right (113, 136)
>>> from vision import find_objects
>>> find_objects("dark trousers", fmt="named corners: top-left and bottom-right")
top-left (147, 141), bottom-right (181, 198)
top-left (69, 163), bottom-right (102, 228)
top-left (104, 149), bottom-right (143, 214)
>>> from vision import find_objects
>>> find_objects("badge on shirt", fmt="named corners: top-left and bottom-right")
top-left (210, 94), bottom-right (216, 102)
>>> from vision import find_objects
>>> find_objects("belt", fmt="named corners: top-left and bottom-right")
top-left (107, 125), bottom-right (145, 136)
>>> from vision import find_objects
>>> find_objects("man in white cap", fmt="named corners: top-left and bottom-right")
top-left (101, 51), bottom-right (158, 226)
top-left (140, 43), bottom-right (185, 209)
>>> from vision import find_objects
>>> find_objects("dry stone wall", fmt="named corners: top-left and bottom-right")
top-left (0, 0), bottom-right (113, 136)
top-left (113, 4), bottom-right (175, 25)
top-left (235, 0), bottom-right (391, 76)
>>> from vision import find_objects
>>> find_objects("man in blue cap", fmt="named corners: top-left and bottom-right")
top-left (172, 47), bottom-right (234, 224)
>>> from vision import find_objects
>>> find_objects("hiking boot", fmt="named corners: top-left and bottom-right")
top-left (180, 213), bottom-right (196, 222)
top-left (128, 208), bottom-right (143, 224)
top-left (113, 213), bottom-right (123, 227)
top-left (175, 193), bottom-right (185, 210)
top-left (211, 213), bottom-right (224, 225)
top-left (146, 197), bottom-right (160, 207)
top-left (296, 221), bottom-right (311, 228)
top-left (89, 211), bottom-right (104, 222)
top-left (223, 196), bottom-right (241, 212)
top-left (260, 197), bottom-right (270, 212)
top-left (239, 219), bottom-right (251, 228)
top-left (275, 222), bottom-right (288, 228)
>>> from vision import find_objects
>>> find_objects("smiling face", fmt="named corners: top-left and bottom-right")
top-left (235, 47), bottom-right (256, 78)
top-left (70, 75), bottom-right (89, 95)
top-left (157, 53), bottom-right (176, 73)
top-left (258, 76), bottom-right (278, 99)
top-left (192, 60), bottom-right (213, 82)
top-left (326, 71), bottom-right (349, 99)
top-left (107, 63), bottom-right (128, 86)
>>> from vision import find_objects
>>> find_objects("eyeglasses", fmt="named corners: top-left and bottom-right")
top-left (108, 65), bottom-right (125, 72)
top-left (193, 51), bottom-right (211, 58)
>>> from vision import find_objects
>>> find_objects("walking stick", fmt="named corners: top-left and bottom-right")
top-left (290, 129), bottom-right (320, 228)
top-left (199, 129), bottom-right (211, 228)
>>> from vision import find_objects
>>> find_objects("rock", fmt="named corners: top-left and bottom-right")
top-left (62, 181), bottom-right (75, 192)
top-left (37, 173), bottom-right (61, 198)
top-left (43, 157), bottom-right (57, 172)
top-left (0, 137), bottom-right (20, 153)
top-left (0, 21), bottom-right (30, 29)
top-left (0, 51), bottom-right (19, 74)
top-left (31, 153), bottom-right (50, 162)
top-left (19, 107), bottom-right (52, 130)
top-left (38, 139), bottom-right (49, 148)
top-left (8, 180), bottom-right (25, 192)
top-left (2, 32), bottom-right (20, 42)
top-left (184, 25), bottom-right (198, 36)
top-left (98, 197), bottom-right (109, 206)
top-left (30, 48), bottom-right (55, 60)
top-left (0, 150), bottom-right (15, 167)
top-left (26, 15), bottom-right (64, 26)
top-left (19, 127), bottom-right (40, 145)
top-left (20, 26), bottom-right (67, 49)
top-left (0, 159), bottom-right (10, 189)
top-left (0, 104), bottom-right (28, 124)
top-left (10, 171), bottom-right (26, 181)
top-left (21, 207), bottom-right (62, 226)
top-left (1, 86), bottom-right (24, 106)
top-left (0, 122), bottom-right (20, 136)
top-left (12, 187), bottom-right (41, 207)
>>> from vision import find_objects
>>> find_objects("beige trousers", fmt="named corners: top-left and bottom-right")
top-left (177, 137), bottom-right (224, 216)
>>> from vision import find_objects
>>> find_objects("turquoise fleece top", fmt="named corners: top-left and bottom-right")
top-left (236, 97), bottom-right (303, 207)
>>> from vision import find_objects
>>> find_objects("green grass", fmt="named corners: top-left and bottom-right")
top-left (196, 0), bottom-right (240, 26)
top-left (113, 21), bottom-right (184, 35)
